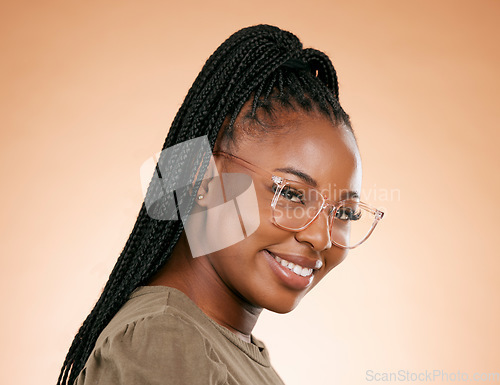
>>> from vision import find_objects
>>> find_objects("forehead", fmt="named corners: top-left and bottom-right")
top-left (229, 109), bottom-right (362, 195)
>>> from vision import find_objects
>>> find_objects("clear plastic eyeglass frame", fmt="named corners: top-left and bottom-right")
top-left (212, 151), bottom-right (384, 249)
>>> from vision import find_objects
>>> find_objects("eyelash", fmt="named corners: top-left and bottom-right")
top-left (335, 207), bottom-right (362, 221)
top-left (271, 184), bottom-right (305, 204)
top-left (281, 186), bottom-right (305, 204)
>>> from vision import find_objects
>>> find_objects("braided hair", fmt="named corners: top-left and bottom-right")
top-left (57, 24), bottom-right (353, 385)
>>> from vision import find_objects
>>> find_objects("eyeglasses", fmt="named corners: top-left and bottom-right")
top-left (212, 151), bottom-right (384, 249)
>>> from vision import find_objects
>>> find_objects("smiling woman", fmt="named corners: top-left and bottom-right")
top-left (58, 24), bottom-right (384, 385)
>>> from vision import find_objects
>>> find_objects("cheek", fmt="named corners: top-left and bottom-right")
top-left (206, 224), bottom-right (291, 298)
top-left (194, 188), bottom-right (263, 257)
top-left (224, 220), bottom-right (290, 259)
top-left (199, 176), bottom-right (288, 271)
top-left (208, 174), bottom-right (271, 248)
top-left (208, 220), bottom-right (290, 274)
top-left (185, 203), bottom-right (249, 258)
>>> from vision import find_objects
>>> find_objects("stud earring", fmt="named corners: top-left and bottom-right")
top-left (197, 194), bottom-right (204, 200)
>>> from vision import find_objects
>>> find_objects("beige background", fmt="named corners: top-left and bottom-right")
top-left (1, 1), bottom-right (499, 384)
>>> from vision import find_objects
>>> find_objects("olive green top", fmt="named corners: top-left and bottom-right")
top-left (74, 286), bottom-right (285, 385)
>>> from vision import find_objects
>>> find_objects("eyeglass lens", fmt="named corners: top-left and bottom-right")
top-left (272, 181), bottom-right (377, 248)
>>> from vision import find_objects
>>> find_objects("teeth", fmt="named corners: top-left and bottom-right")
top-left (271, 253), bottom-right (313, 277)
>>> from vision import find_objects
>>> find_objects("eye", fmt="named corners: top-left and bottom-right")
top-left (273, 185), bottom-right (305, 204)
top-left (335, 206), bottom-right (362, 221)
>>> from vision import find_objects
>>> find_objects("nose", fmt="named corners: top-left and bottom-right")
top-left (294, 210), bottom-right (332, 251)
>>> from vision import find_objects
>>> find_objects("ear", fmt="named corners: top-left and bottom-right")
top-left (194, 157), bottom-right (220, 208)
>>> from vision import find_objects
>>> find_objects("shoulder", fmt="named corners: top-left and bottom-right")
top-left (97, 286), bottom-right (218, 344)
top-left (75, 286), bottom-right (228, 385)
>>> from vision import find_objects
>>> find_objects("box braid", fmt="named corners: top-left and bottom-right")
top-left (57, 24), bottom-right (353, 385)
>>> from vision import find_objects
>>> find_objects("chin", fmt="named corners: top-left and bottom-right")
top-left (267, 302), bottom-right (300, 314)
top-left (257, 289), bottom-right (307, 314)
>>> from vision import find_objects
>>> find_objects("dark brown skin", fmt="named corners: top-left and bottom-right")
top-left (148, 107), bottom-right (361, 343)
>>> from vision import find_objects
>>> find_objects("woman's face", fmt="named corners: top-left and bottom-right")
top-left (200, 108), bottom-right (361, 313)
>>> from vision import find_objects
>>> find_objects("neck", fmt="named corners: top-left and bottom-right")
top-left (147, 232), bottom-right (262, 343)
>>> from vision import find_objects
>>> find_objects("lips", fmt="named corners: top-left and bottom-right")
top-left (266, 250), bottom-right (323, 270)
top-left (263, 249), bottom-right (322, 290)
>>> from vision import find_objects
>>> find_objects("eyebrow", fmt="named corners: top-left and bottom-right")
top-left (273, 166), bottom-right (360, 200)
top-left (273, 167), bottom-right (318, 187)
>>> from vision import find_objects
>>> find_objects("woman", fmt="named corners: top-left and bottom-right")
top-left (58, 24), bottom-right (384, 385)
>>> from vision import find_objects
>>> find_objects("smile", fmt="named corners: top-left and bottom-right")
top-left (263, 249), bottom-right (320, 290)
top-left (273, 256), bottom-right (313, 277)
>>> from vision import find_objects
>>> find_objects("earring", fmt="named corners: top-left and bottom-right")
top-left (197, 194), bottom-right (204, 200)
